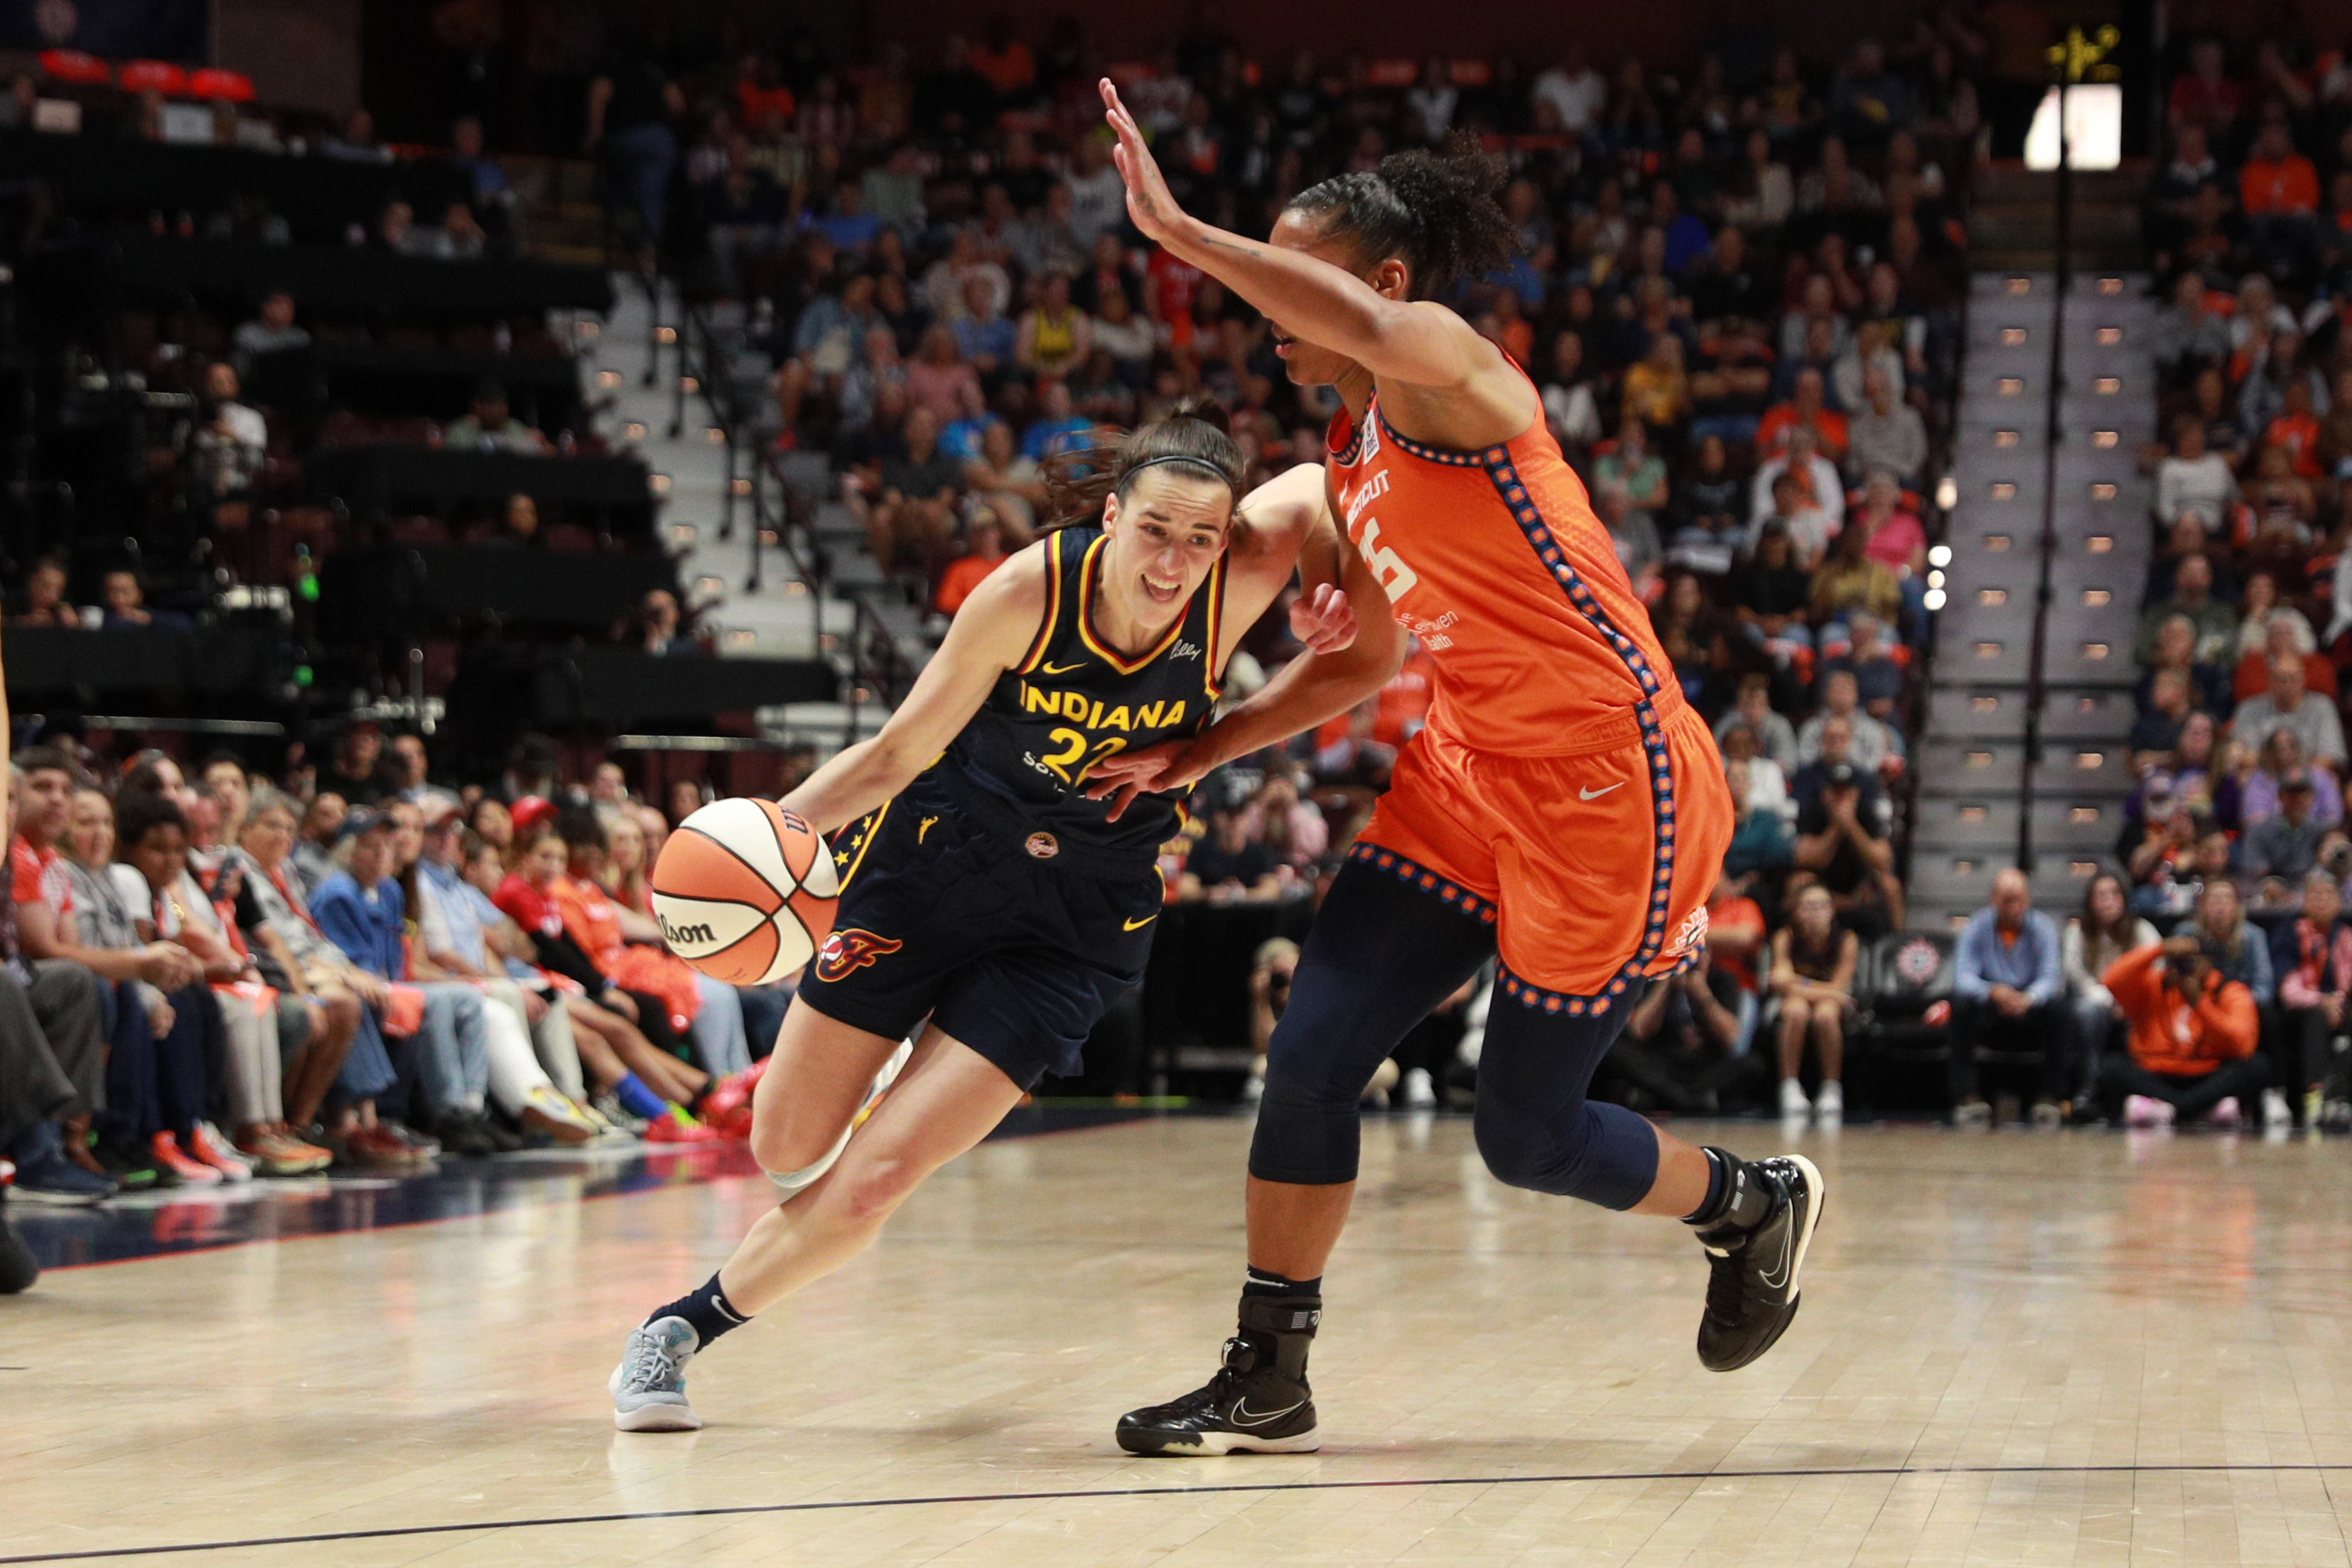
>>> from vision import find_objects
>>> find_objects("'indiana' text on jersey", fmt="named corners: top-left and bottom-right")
top-left (940, 525), bottom-right (1226, 860)
top-left (1327, 388), bottom-right (1684, 755)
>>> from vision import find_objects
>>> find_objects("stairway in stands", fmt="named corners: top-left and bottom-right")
top-left (1906, 166), bottom-right (2154, 931)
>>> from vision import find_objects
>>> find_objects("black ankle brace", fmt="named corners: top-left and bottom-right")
top-left (1232, 1292), bottom-right (1322, 1380)
top-left (1683, 1147), bottom-right (1774, 1232)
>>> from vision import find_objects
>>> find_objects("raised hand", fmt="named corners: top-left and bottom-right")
top-left (1289, 581), bottom-right (1357, 655)
top-left (1099, 79), bottom-right (1185, 246)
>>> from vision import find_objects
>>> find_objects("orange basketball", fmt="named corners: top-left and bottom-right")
top-left (650, 799), bottom-right (840, 985)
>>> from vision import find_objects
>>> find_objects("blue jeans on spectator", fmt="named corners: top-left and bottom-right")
top-left (415, 983), bottom-right (491, 1117)
top-left (687, 972), bottom-right (751, 1077)
top-left (99, 981), bottom-right (218, 1144)
top-left (2068, 993), bottom-right (2120, 1105)
top-left (608, 122), bottom-right (676, 243)
top-left (334, 1002), bottom-right (397, 1106)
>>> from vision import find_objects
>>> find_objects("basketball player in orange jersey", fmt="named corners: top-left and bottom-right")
top-left (608, 406), bottom-right (1381, 1432)
top-left (1091, 82), bottom-right (1825, 1455)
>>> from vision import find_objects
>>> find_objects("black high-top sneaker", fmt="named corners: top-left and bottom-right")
top-left (1116, 1294), bottom-right (1321, 1455)
top-left (1694, 1153), bottom-right (1825, 1371)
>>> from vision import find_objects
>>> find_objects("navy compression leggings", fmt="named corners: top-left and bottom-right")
top-left (1248, 857), bottom-right (1661, 1209)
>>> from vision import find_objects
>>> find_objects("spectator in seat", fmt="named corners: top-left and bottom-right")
top-left (231, 290), bottom-right (310, 380)
top-left (14, 555), bottom-right (78, 628)
top-left (2154, 417), bottom-right (2238, 534)
top-left (1015, 269), bottom-right (1091, 381)
top-left (1798, 669), bottom-right (1898, 769)
top-left (99, 571), bottom-right (190, 634)
top-left (1720, 757), bottom-right (1795, 888)
top-left (962, 421), bottom-right (1045, 544)
top-left (2137, 611), bottom-right (2234, 720)
top-left (1715, 672), bottom-right (1799, 774)
top-left (488, 492), bottom-right (542, 548)
top-left (2240, 768), bottom-right (2326, 882)
top-left (1748, 429), bottom-right (1842, 562)
top-left (2238, 109), bottom-right (2321, 277)
top-left (2064, 872), bottom-right (2158, 1114)
top-left (2271, 870), bottom-right (2348, 1127)
top-left (1755, 367), bottom-right (1849, 465)
top-left (1664, 433), bottom-right (1744, 575)
top-left (1022, 378), bottom-right (1094, 462)
top-left (189, 361), bottom-right (268, 508)
top-left (1820, 612), bottom-right (1904, 725)
top-left (1808, 517), bottom-right (1902, 633)
top-left (1847, 367), bottom-right (1928, 487)
top-left (318, 720), bottom-right (386, 807)
top-left (1766, 883), bottom-right (1855, 1123)
top-left (290, 791), bottom-right (347, 900)
top-left (635, 589), bottom-right (700, 656)
top-left (2193, 877), bottom-right (2274, 1006)
top-left (2133, 552), bottom-right (2235, 667)
top-left (444, 380), bottom-right (551, 455)
top-left (904, 325), bottom-right (981, 426)
top-left (1793, 761), bottom-right (1901, 936)
top-left (2232, 652), bottom-right (2346, 769)
top-left (2233, 571), bottom-right (2319, 672)
top-left (11, 748), bottom-right (203, 1000)
top-left (1178, 800), bottom-right (1284, 902)
top-left (934, 511), bottom-right (1008, 615)
top-left (1249, 770), bottom-right (1327, 874)
top-left (2149, 272), bottom-right (2231, 387)
top-left (863, 404), bottom-right (962, 569)
top-left (1950, 867), bottom-right (2067, 1126)
top-left (951, 272), bottom-right (1018, 379)
top-left (2099, 929), bottom-right (2266, 1128)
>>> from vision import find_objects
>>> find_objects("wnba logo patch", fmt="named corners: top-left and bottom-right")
top-left (815, 928), bottom-right (903, 983)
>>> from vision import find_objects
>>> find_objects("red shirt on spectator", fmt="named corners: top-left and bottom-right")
top-left (2231, 649), bottom-right (2336, 703)
top-left (2167, 74), bottom-right (2242, 136)
top-left (1862, 509), bottom-right (1927, 575)
top-left (8, 836), bottom-right (70, 917)
top-left (2240, 153), bottom-right (2319, 215)
top-left (1707, 893), bottom-right (1766, 993)
top-left (1145, 247), bottom-right (1204, 349)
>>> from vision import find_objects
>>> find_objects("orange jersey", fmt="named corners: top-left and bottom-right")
top-left (1326, 394), bottom-right (1676, 755)
top-left (1326, 391), bottom-right (1733, 1000)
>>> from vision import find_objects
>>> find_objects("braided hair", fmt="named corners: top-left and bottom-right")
top-left (1285, 134), bottom-right (1516, 301)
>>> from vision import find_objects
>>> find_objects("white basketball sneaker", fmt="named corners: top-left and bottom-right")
top-left (610, 1316), bottom-right (702, 1432)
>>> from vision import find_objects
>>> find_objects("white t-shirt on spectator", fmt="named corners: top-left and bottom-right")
top-left (2155, 452), bottom-right (2237, 527)
top-left (1797, 708), bottom-right (1897, 771)
top-left (1064, 166), bottom-right (1129, 247)
top-left (1529, 66), bottom-right (1606, 131)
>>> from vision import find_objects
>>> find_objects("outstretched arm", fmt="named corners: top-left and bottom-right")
top-left (1100, 81), bottom-right (1496, 392)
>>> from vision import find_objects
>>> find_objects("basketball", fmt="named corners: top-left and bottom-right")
top-left (650, 798), bottom-right (840, 985)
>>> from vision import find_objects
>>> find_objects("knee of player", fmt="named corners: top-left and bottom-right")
top-left (748, 1116), bottom-right (831, 1178)
top-left (836, 1151), bottom-right (923, 1221)
top-left (1470, 1104), bottom-right (1548, 1191)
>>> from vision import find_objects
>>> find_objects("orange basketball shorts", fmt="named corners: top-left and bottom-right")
top-left (1351, 698), bottom-right (1733, 1002)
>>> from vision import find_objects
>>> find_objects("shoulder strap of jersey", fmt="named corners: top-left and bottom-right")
top-left (1014, 526), bottom-right (1077, 675)
top-left (1196, 553), bottom-right (1229, 700)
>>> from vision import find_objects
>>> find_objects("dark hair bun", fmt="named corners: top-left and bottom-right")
top-left (1288, 132), bottom-right (1516, 301)
top-left (1162, 394), bottom-right (1232, 436)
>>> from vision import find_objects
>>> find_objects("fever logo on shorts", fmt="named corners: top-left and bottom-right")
top-left (815, 928), bottom-right (903, 983)
top-left (1025, 832), bottom-right (1060, 860)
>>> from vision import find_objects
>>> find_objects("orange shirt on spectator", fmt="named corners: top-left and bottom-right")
top-left (934, 549), bottom-right (1005, 615)
top-left (735, 83), bottom-right (795, 129)
top-left (1755, 403), bottom-right (1849, 463)
top-left (2103, 942), bottom-right (2257, 1078)
top-left (2265, 409), bottom-right (2324, 479)
top-left (971, 41), bottom-right (1035, 94)
top-left (2240, 153), bottom-right (2319, 215)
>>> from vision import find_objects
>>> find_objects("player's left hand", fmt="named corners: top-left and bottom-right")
top-left (1290, 581), bottom-right (1356, 655)
top-left (1086, 737), bottom-right (1212, 822)
top-left (1100, 79), bottom-right (1185, 247)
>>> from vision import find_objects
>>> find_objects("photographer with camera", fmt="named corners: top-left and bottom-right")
top-left (2098, 930), bottom-right (2269, 1129)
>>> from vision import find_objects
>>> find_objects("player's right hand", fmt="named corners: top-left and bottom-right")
top-left (1086, 738), bottom-right (1207, 823)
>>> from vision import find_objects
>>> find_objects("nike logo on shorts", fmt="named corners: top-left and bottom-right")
top-left (1123, 914), bottom-right (1159, 931)
top-left (1580, 782), bottom-right (1626, 801)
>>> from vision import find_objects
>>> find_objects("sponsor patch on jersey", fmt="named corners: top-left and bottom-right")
top-left (1025, 832), bottom-right (1060, 860)
top-left (815, 928), bottom-right (904, 983)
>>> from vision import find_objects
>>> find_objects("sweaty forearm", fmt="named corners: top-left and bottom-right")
top-left (1189, 643), bottom-right (1396, 774)
top-left (1157, 215), bottom-right (1440, 381)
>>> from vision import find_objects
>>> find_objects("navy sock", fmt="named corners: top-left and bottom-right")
top-left (1242, 1266), bottom-right (1322, 1300)
top-left (647, 1272), bottom-right (749, 1350)
top-left (613, 1074), bottom-right (667, 1120)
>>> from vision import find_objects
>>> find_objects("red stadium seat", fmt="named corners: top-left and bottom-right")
top-left (38, 50), bottom-right (110, 85)
top-left (187, 68), bottom-right (257, 102)
top-left (116, 60), bottom-right (188, 95)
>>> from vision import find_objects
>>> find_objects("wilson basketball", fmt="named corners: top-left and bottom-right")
top-left (650, 798), bottom-right (840, 985)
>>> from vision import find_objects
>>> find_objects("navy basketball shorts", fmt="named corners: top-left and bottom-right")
top-left (792, 782), bottom-right (1164, 1091)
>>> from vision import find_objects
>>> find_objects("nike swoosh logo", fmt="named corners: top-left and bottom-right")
top-left (1123, 914), bottom-right (1159, 931)
top-left (1757, 1218), bottom-right (1796, 1293)
top-left (1579, 782), bottom-right (1626, 801)
top-left (1230, 1397), bottom-right (1306, 1427)
top-left (1040, 661), bottom-right (1086, 675)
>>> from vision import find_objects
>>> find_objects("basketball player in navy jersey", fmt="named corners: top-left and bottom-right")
top-left (610, 405), bottom-right (1376, 1430)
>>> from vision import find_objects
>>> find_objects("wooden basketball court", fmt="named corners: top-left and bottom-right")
top-left (6, 1115), bottom-right (2351, 1566)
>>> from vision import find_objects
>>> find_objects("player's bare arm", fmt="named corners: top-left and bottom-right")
top-left (1101, 80), bottom-right (1531, 448)
top-left (779, 548), bottom-right (1046, 836)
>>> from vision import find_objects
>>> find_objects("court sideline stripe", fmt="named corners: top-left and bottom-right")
top-left (9, 1462), bottom-right (2352, 1563)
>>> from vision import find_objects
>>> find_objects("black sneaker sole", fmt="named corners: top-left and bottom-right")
top-left (1115, 1423), bottom-right (1320, 1456)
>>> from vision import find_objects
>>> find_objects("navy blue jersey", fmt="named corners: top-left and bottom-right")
top-left (938, 525), bottom-right (1226, 865)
